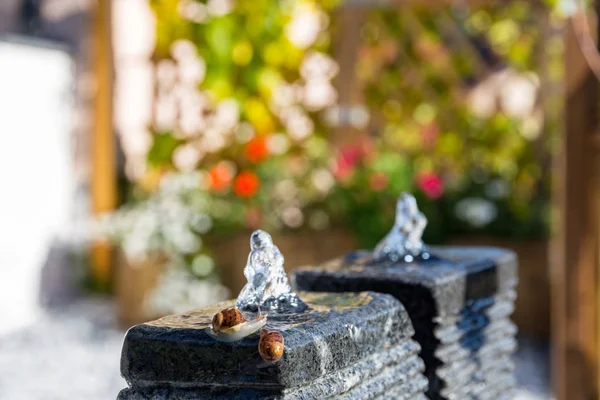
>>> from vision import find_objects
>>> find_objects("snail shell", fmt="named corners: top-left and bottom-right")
top-left (212, 308), bottom-right (246, 333)
top-left (258, 329), bottom-right (285, 362)
top-left (207, 308), bottom-right (266, 343)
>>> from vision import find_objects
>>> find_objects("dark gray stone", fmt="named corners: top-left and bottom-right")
top-left (293, 246), bottom-right (516, 319)
top-left (119, 291), bottom-right (428, 399)
top-left (291, 246), bottom-right (518, 400)
top-left (119, 351), bottom-right (427, 400)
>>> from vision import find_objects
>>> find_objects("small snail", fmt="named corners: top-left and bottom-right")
top-left (206, 307), bottom-right (267, 343)
top-left (258, 329), bottom-right (285, 362)
top-left (212, 308), bottom-right (246, 332)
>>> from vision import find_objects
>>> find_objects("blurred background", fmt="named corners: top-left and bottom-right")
top-left (1, 0), bottom-right (598, 398)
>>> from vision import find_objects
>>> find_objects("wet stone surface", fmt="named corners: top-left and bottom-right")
top-left (119, 291), bottom-right (428, 399)
top-left (292, 246), bottom-right (519, 400)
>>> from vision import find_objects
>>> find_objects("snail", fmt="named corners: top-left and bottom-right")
top-left (212, 307), bottom-right (245, 332)
top-left (258, 328), bottom-right (285, 362)
top-left (206, 307), bottom-right (267, 343)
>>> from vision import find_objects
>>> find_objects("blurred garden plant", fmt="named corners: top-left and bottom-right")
top-left (352, 3), bottom-right (561, 242)
top-left (102, 0), bottom-right (342, 312)
top-left (102, 0), bottom-right (562, 311)
top-left (146, 0), bottom-right (340, 232)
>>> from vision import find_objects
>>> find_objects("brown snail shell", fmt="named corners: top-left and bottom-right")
top-left (258, 329), bottom-right (285, 362)
top-left (207, 309), bottom-right (266, 343)
top-left (212, 308), bottom-right (246, 333)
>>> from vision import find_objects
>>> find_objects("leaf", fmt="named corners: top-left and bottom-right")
top-left (147, 133), bottom-right (181, 167)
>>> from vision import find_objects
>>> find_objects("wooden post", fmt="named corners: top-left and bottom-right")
top-left (552, 5), bottom-right (600, 399)
top-left (91, 0), bottom-right (117, 289)
top-left (331, 6), bottom-right (367, 145)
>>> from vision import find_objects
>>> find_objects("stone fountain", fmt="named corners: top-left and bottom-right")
top-left (118, 230), bottom-right (428, 399)
top-left (292, 194), bottom-right (519, 400)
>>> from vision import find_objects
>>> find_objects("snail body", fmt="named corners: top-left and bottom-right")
top-left (258, 329), bottom-right (285, 362)
top-left (206, 308), bottom-right (266, 343)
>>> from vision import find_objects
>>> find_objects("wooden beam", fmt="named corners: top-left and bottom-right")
top-left (552, 6), bottom-right (600, 399)
top-left (91, 0), bottom-right (117, 289)
top-left (331, 7), bottom-right (366, 144)
top-left (344, 0), bottom-right (536, 7)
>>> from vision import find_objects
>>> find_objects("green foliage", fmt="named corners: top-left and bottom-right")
top-left (148, 133), bottom-right (181, 166)
top-left (142, 0), bottom-right (340, 236)
top-left (354, 3), bottom-right (561, 241)
top-left (113, 1), bottom-right (562, 269)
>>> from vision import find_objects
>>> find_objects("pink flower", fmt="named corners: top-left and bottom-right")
top-left (333, 137), bottom-right (374, 180)
top-left (417, 172), bottom-right (444, 199)
top-left (340, 145), bottom-right (362, 166)
top-left (334, 145), bottom-right (361, 180)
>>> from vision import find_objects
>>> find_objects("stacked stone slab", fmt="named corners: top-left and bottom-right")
top-left (118, 291), bottom-right (429, 400)
top-left (292, 246), bottom-right (518, 400)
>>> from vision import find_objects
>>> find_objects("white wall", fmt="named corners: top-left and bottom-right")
top-left (0, 38), bottom-right (74, 334)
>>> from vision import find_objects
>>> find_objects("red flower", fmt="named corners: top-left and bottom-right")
top-left (208, 162), bottom-right (234, 191)
top-left (334, 148), bottom-right (359, 180)
top-left (334, 137), bottom-right (373, 180)
top-left (244, 137), bottom-right (269, 163)
top-left (369, 172), bottom-right (389, 192)
top-left (234, 171), bottom-right (260, 198)
top-left (416, 172), bottom-right (444, 199)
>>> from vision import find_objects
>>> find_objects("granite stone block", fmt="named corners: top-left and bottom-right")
top-left (291, 194), bottom-right (518, 400)
top-left (292, 247), bottom-right (518, 400)
top-left (119, 229), bottom-right (429, 399)
top-left (119, 291), bottom-right (428, 399)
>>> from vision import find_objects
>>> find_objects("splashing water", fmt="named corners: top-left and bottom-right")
top-left (236, 230), bottom-right (306, 314)
top-left (372, 193), bottom-right (432, 263)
